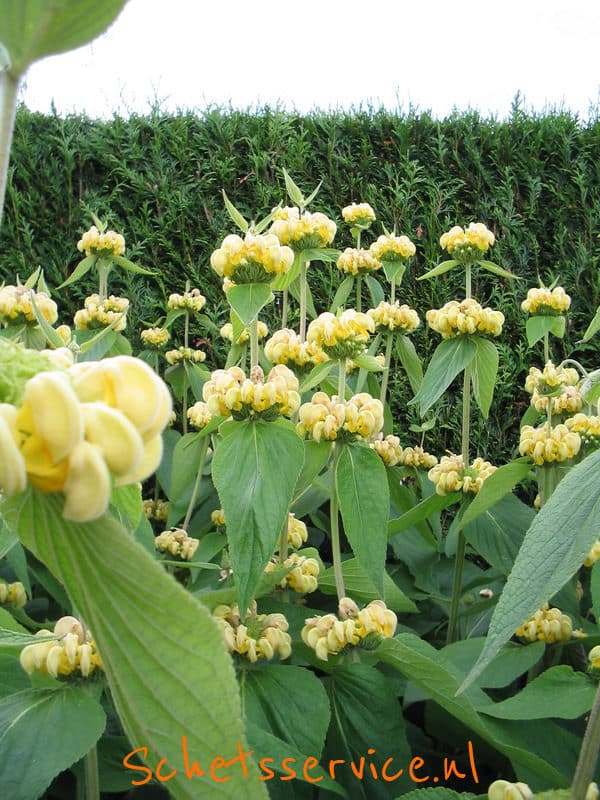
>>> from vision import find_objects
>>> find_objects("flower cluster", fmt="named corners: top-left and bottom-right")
top-left (426, 299), bottom-right (504, 338)
top-left (269, 206), bottom-right (337, 250)
top-left (210, 232), bottom-right (294, 283)
top-left (0, 354), bottom-right (172, 521)
top-left (439, 222), bottom-right (495, 261)
top-left (346, 353), bottom-right (385, 374)
top-left (220, 320), bottom-right (269, 344)
top-left (155, 528), bottom-right (199, 561)
top-left (165, 347), bottom-right (206, 365)
top-left (0, 285), bottom-right (58, 327)
top-left (488, 780), bottom-right (533, 800)
top-left (369, 434), bottom-right (403, 467)
top-left (77, 226), bottom-right (125, 257)
top-left (301, 598), bottom-right (397, 661)
top-left (141, 327), bottom-right (170, 349)
top-left (397, 445), bottom-right (439, 469)
top-left (73, 294), bottom-right (129, 331)
top-left (336, 248), bottom-right (381, 276)
top-left (265, 328), bottom-right (328, 371)
top-left (142, 498), bottom-right (169, 522)
top-left (515, 603), bottom-right (584, 644)
top-left (0, 580), bottom-right (26, 608)
top-left (307, 310), bottom-right (374, 360)
top-left (213, 602), bottom-right (291, 663)
top-left (20, 616), bottom-right (103, 679)
top-left (519, 423), bottom-right (581, 465)
top-left (167, 289), bottom-right (206, 313)
top-left (202, 364), bottom-right (300, 420)
top-left (265, 551), bottom-right (320, 594)
top-left (521, 286), bottom-right (571, 316)
top-left (297, 392), bottom-right (384, 442)
top-left (428, 454), bottom-right (496, 496)
top-left (342, 202), bottom-right (376, 229)
top-left (370, 233), bottom-right (416, 262)
top-left (287, 514), bottom-right (308, 549)
top-left (367, 301), bottom-right (420, 333)
top-left (584, 540), bottom-right (600, 568)
top-left (524, 362), bottom-right (582, 416)
top-left (211, 508), bottom-right (227, 529)
top-left (566, 413), bottom-right (600, 450)
top-left (187, 401), bottom-right (213, 430)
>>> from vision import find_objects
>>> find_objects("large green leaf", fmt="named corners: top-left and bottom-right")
top-left (396, 790), bottom-right (477, 800)
top-left (388, 492), bottom-right (460, 537)
top-left (478, 666), bottom-right (596, 720)
top-left (441, 637), bottom-right (545, 690)
top-left (170, 431), bottom-right (208, 505)
top-left (0, 0), bottom-right (127, 76)
top-left (476, 260), bottom-right (520, 280)
top-left (227, 283), bottom-right (273, 325)
top-left (56, 254), bottom-right (97, 290)
top-left (335, 443), bottom-right (389, 596)
top-left (461, 449), bottom-right (600, 692)
top-left (396, 334), bottom-right (423, 393)
top-left (329, 275), bottom-right (354, 313)
top-left (470, 336), bottom-right (498, 419)
top-left (526, 315), bottom-right (566, 347)
top-left (378, 635), bottom-right (574, 788)
top-left (211, 419), bottom-right (304, 613)
top-left (582, 304), bottom-right (600, 342)
top-left (463, 494), bottom-right (535, 575)
top-left (418, 259), bottom-right (459, 281)
top-left (292, 440), bottom-right (331, 504)
top-left (1, 489), bottom-right (267, 800)
top-left (318, 558), bottom-right (418, 612)
top-left (0, 687), bottom-right (106, 800)
top-left (411, 337), bottom-right (477, 417)
top-left (460, 459), bottom-right (532, 528)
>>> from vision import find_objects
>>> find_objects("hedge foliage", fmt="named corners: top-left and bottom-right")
top-left (1, 102), bottom-right (599, 463)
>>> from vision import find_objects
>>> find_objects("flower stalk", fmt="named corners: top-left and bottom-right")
top-left (330, 443), bottom-right (346, 601)
top-left (250, 317), bottom-right (259, 371)
top-left (299, 260), bottom-right (309, 342)
top-left (380, 331), bottom-right (394, 405)
top-left (0, 70), bottom-right (19, 228)
top-left (571, 682), bottom-right (600, 800)
top-left (182, 437), bottom-right (210, 531)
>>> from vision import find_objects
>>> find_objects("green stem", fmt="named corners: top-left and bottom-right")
top-left (281, 289), bottom-right (288, 329)
top-left (182, 311), bottom-right (190, 434)
top-left (537, 463), bottom-right (560, 508)
top-left (337, 358), bottom-right (346, 399)
top-left (390, 280), bottom-right (396, 304)
top-left (356, 275), bottom-right (362, 312)
top-left (299, 260), bottom-right (308, 342)
top-left (278, 515), bottom-right (289, 563)
top-left (446, 528), bottom-right (467, 645)
top-left (250, 317), bottom-right (259, 371)
top-left (0, 71), bottom-right (19, 228)
top-left (330, 443), bottom-right (345, 601)
top-left (380, 331), bottom-right (394, 405)
top-left (572, 682), bottom-right (600, 800)
top-left (83, 744), bottom-right (100, 800)
top-left (461, 365), bottom-right (471, 466)
top-left (182, 438), bottom-right (209, 531)
top-left (543, 331), bottom-right (550, 364)
top-left (465, 262), bottom-right (472, 300)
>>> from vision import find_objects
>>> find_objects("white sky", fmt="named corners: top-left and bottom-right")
top-left (19, 0), bottom-right (600, 121)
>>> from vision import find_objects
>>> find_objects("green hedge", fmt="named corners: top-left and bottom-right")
top-left (1, 103), bottom-right (599, 463)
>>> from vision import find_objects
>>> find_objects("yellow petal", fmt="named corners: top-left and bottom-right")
top-left (0, 406), bottom-right (26, 495)
top-left (115, 435), bottom-right (162, 487)
top-left (24, 371), bottom-right (83, 462)
top-left (111, 356), bottom-right (172, 439)
top-left (62, 441), bottom-right (110, 522)
top-left (80, 403), bottom-right (144, 476)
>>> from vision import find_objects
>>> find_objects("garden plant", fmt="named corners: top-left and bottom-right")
top-left (1, 4), bottom-right (600, 800)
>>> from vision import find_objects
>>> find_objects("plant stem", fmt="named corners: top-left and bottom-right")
top-left (330, 443), bottom-right (345, 601)
top-left (537, 463), bottom-right (560, 508)
top-left (572, 682), bottom-right (600, 800)
top-left (380, 331), bottom-right (394, 405)
top-left (543, 331), bottom-right (550, 364)
top-left (97, 262), bottom-right (109, 302)
top-left (250, 317), bottom-right (259, 370)
top-left (356, 275), bottom-right (362, 312)
top-left (299, 260), bottom-right (308, 342)
top-left (465, 262), bottom-right (472, 300)
top-left (182, 310), bottom-right (190, 434)
top-left (390, 280), bottom-right (396, 304)
top-left (461, 365), bottom-right (471, 466)
top-left (0, 71), bottom-right (19, 228)
top-left (337, 358), bottom-right (346, 399)
top-left (182, 438), bottom-right (209, 531)
top-left (82, 744), bottom-right (100, 800)
top-left (281, 288), bottom-right (288, 328)
top-left (447, 528), bottom-right (467, 645)
top-left (278, 515), bottom-right (289, 563)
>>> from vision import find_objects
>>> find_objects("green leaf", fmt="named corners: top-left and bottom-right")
top-left (461, 449), bottom-right (600, 692)
top-left (352, 352), bottom-right (384, 372)
top-left (526, 315), bottom-right (566, 347)
top-left (463, 494), bottom-right (535, 575)
top-left (470, 336), bottom-right (498, 418)
top-left (396, 335), bottom-right (423, 394)
top-left (170, 432), bottom-right (208, 506)
top-left (183, 359), bottom-right (210, 401)
top-left (271, 251), bottom-right (302, 291)
top-left (411, 337), bottom-right (477, 417)
top-left (335, 443), bottom-right (389, 595)
top-left (329, 276), bottom-right (354, 313)
top-left (0, 516), bottom-right (17, 559)
top-left (0, 627), bottom-right (58, 648)
top-left (110, 254), bottom-right (154, 275)
top-left (298, 360), bottom-right (334, 392)
top-left (303, 180), bottom-right (323, 208)
top-left (418, 259), bottom-right (459, 281)
top-left (1, 489), bottom-right (266, 800)
top-left (582, 304), bottom-right (600, 342)
top-left (477, 260), bottom-right (520, 280)
top-left (29, 292), bottom-right (64, 347)
top-left (56, 254), bottom-right (97, 289)
top-left (282, 168), bottom-right (305, 206)
top-left (0, 687), bottom-right (106, 800)
top-left (461, 459), bottom-right (532, 528)
top-left (211, 420), bottom-right (304, 613)
top-left (222, 190), bottom-right (249, 232)
top-left (442, 637), bottom-right (545, 690)
top-left (0, 0), bottom-right (127, 77)
top-left (382, 261), bottom-right (406, 285)
top-left (110, 483), bottom-right (142, 530)
top-left (581, 369), bottom-right (600, 406)
top-left (227, 283), bottom-right (272, 326)
top-left (292, 440), bottom-right (331, 504)
top-left (388, 492), bottom-right (460, 537)
top-left (365, 275), bottom-right (384, 307)
top-left (318, 559), bottom-right (417, 612)
top-left (478, 666), bottom-right (596, 720)
top-left (396, 790), bottom-right (477, 800)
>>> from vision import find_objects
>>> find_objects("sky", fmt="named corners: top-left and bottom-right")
top-left (18, 0), bottom-right (600, 121)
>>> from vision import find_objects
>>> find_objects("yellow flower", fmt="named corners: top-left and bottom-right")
top-left (397, 445), bottom-right (438, 469)
top-left (187, 401), bottom-right (213, 429)
top-left (20, 615), bottom-right (103, 678)
top-left (342, 202), bottom-right (376, 228)
top-left (525, 361), bottom-right (582, 416)
top-left (167, 288), bottom-right (206, 312)
top-left (521, 286), bottom-right (571, 315)
top-left (367, 301), bottom-right (420, 333)
top-left (265, 328), bottom-right (328, 371)
top-left (73, 294), bottom-right (129, 331)
top-left (307, 309), bottom-right (374, 360)
top-left (584, 540), bottom-right (600, 568)
top-left (297, 391), bottom-right (384, 443)
top-left (428, 454), bottom-right (496, 496)
top-left (566, 413), bottom-right (600, 449)
top-left (202, 364), bottom-right (300, 420)
top-left (440, 222), bottom-right (494, 262)
top-left (488, 780), bottom-right (533, 800)
top-left (220, 320), bottom-right (268, 344)
top-left (155, 528), bottom-right (199, 561)
top-left (519, 423), bottom-right (581, 465)
top-left (369, 433), bottom-right (402, 467)
top-left (589, 645), bottom-right (600, 671)
top-left (287, 513), bottom-right (308, 549)
top-left (269, 206), bottom-right (336, 250)
top-left (211, 508), bottom-right (227, 529)
top-left (164, 347), bottom-right (206, 365)
top-left (0, 581), bottom-right (27, 608)
top-left (210, 232), bottom-right (294, 283)
top-left (0, 285), bottom-right (58, 327)
top-left (213, 602), bottom-right (291, 663)
top-left (370, 233), bottom-right (416, 262)
top-left (141, 327), bottom-right (170, 348)
top-left (337, 247), bottom-right (381, 276)
top-left (426, 298), bottom-right (504, 338)
top-left (516, 602), bottom-right (583, 644)
top-left (77, 225), bottom-right (125, 257)
top-left (265, 551), bottom-right (320, 594)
